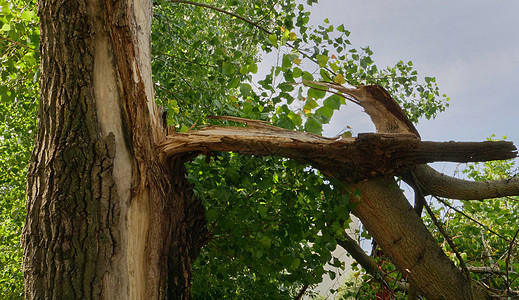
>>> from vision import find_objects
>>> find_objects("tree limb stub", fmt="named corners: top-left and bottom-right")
top-left (159, 125), bottom-right (517, 182)
top-left (305, 82), bottom-right (421, 138)
top-left (410, 164), bottom-right (519, 200)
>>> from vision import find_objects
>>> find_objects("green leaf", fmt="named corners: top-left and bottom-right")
top-left (288, 111), bottom-right (302, 126)
top-left (307, 85), bottom-right (326, 100)
top-left (334, 73), bottom-right (346, 84)
top-left (268, 34), bottom-right (277, 45)
top-left (221, 62), bottom-right (235, 75)
top-left (20, 10), bottom-right (34, 21)
top-left (323, 94), bottom-right (341, 110)
top-left (259, 236), bottom-right (271, 248)
top-left (329, 62), bottom-right (339, 73)
top-left (304, 116), bottom-right (322, 134)
top-left (329, 270), bottom-right (336, 280)
top-left (258, 205), bottom-right (268, 217)
top-left (303, 99), bottom-right (319, 111)
top-left (227, 77), bottom-right (240, 89)
top-left (249, 63), bottom-right (258, 74)
top-left (276, 114), bottom-right (295, 130)
top-left (316, 54), bottom-right (329, 67)
top-left (1, 23), bottom-right (11, 31)
top-left (293, 67), bottom-right (302, 78)
top-left (279, 83), bottom-right (294, 92)
top-left (341, 131), bottom-right (352, 138)
top-left (289, 257), bottom-right (300, 270)
top-left (302, 71), bottom-right (314, 81)
top-left (315, 106), bottom-right (333, 120)
top-left (206, 208), bottom-right (219, 221)
top-left (282, 54), bottom-right (292, 69)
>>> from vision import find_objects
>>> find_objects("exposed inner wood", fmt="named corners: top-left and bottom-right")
top-left (304, 82), bottom-right (421, 137)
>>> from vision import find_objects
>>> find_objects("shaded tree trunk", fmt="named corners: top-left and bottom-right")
top-left (22, 0), bottom-right (206, 298)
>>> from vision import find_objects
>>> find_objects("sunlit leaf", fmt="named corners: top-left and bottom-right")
top-left (334, 73), bottom-right (346, 84)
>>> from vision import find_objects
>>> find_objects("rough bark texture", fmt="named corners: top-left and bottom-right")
top-left (350, 178), bottom-right (490, 299)
top-left (22, 1), bottom-right (118, 298)
top-left (23, 0), bottom-right (207, 298)
top-left (167, 156), bottom-right (208, 298)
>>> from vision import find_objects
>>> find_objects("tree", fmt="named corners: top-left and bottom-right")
top-left (2, 0), bottom-right (517, 299)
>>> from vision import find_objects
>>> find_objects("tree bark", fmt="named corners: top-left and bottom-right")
top-left (22, 0), bottom-right (206, 298)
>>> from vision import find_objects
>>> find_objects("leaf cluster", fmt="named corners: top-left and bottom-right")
top-left (188, 153), bottom-right (353, 298)
top-left (0, 0), bottom-right (39, 298)
top-left (446, 157), bottom-right (519, 295)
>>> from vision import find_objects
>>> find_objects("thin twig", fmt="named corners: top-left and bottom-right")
top-left (154, 82), bottom-right (182, 102)
top-left (153, 50), bottom-right (219, 68)
top-left (170, 0), bottom-right (340, 79)
top-left (170, 0), bottom-right (270, 35)
top-left (505, 228), bottom-right (519, 294)
top-left (294, 284), bottom-right (308, 300)
top-left (433, 196), bottom-right (511, 242)
top-left (301, 81), bottom-right (361, 106)
top-left (0, 35), bottom-right (38, 52)
top-left (480, 230), bottom-right (498, 270)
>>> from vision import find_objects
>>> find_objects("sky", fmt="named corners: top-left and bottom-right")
top-left (308, 1), bottom-right (519, 146)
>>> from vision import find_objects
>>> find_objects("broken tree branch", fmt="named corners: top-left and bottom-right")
top-left (305, 82), bottom-right (421, 137)
top-left (159, 125), bottom-right (517, 182)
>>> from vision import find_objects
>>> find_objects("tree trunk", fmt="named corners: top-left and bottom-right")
top-left (22, 0), bottom-right (206, 298)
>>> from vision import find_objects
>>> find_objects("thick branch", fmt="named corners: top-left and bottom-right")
top-left (411, 164), bottom-right (519, 200)
top-left (159, 125), bottom-right (517, 182)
